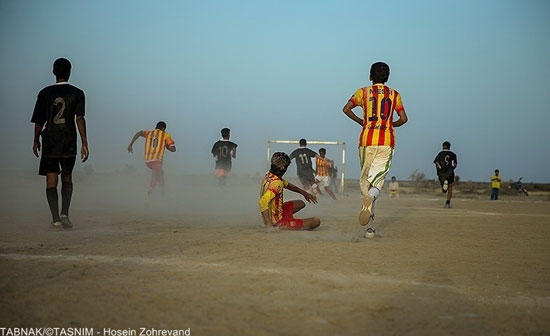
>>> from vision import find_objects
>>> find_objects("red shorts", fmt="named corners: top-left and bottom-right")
top-left (275, 201), bottom-right (304, 230)
top-left (146, 161), bottom-right (163, 172)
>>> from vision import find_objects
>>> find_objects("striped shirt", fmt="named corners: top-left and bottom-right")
top-left (259, 172), bottom-right (289, 224)
top-left (348, 84), bottom-right (405, 147)
top-left (142, 129), bottom-right (175, 162)
top-left (316, 157), bottom-right (331, 177)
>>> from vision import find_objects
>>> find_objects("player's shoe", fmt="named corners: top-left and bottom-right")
top-left (442, 180), bottom-right (449, 193)
top-left (444, 200), bottom-right (451, 208)
top-left (51, 221), bottom-right (63, 229)
top-left (364, 227), bottom-right (375, 239)
top-left (60, 214), bottom-right (73, 229)
top-left (359, 195), bottom-right (373, 226)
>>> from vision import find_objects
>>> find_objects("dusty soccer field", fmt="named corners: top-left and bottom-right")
top-left (1, 171), bottom-right (549, 335)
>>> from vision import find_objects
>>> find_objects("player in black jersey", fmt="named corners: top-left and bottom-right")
top-left (289, 139), bottom-right (323, 194)
top-left (433, 141), bottom-right (457, 208)
top-left (31, 58), bottom-right (89, 229)
top-left (211, 128), bottom-right (237, 185)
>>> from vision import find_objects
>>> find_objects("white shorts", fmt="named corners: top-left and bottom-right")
top-left (315, 175), bottom-right (330, 188)
top-left (359, 146), bottom-right (394, 192)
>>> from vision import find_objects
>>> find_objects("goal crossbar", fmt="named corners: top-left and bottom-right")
top-left (267, 140), bottom-right (346, 195)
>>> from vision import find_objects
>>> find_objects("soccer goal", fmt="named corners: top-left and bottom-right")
top-left (266, 140), bottom-right (346, 195)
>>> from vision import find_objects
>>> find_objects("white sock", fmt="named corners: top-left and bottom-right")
top-left (368, 187), bottom-right (380, 201)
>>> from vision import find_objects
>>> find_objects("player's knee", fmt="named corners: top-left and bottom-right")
top-left (294, 200), bottom-right (306, 210)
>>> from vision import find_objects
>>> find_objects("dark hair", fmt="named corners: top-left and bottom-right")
top-left (442, 141), bottom-right (451, 149)
top-left (270, 152), bottom-right (290, 176)
top-left (156, 121), bottom-right (167, 130)
top-left (370, 62), bottom-right (390, 83)
top-left (319, 148), bottom-right (326, 154)
top-left (299, 138), bottom-right (307, 147)
top-left (53, 58), bottom-right (71, 79)
top-left (495, 169), bottom-right (499, 173)
top-left (221, 128), bottom-right (230, 138)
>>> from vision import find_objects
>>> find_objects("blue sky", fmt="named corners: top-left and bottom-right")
top-left (1, 0), bottom-right (549, 182)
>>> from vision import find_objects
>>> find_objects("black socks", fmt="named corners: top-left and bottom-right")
top-left (61, 182), bottom-right (73, 216)
top-left (46, 182), bottom-right (73, 222)
top-left (46, 187), bottom-right (60, 222)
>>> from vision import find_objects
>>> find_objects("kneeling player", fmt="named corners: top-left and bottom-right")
top-left (259, 152), bottom-right (320, 230)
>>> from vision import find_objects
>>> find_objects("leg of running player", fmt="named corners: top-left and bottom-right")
top-left (46, 173), bottom-right (60, 224)
top-left (158, 168), bottom-right (166, 197)
top-left (446, 183), bottom-right (453, 207)
top-left (324, 186), bottom-right (337, 200)
top-left (148, 171), bottom-right (158, 198)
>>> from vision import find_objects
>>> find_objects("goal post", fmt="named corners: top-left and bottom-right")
top-left (266, 140), bottom-right (346, 195)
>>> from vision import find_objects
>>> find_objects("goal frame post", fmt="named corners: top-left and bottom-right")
top-left (266, 140), bottom-right (346, 196)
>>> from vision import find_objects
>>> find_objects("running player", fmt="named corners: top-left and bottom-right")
top-left (289, 139), bottom-right (322, 194)
top-left (211, 128), bottom-right (238, 185)
top-left (127, 121), bottom-right (176, 198)
top-left (342, 62), bottom-right (408, 238)
top-left (259, 152), bottom-right (320, 230)
top-left (433, 141), bottom-right (457, 208)
top-left (315, 148), bottom-right (337, 200)
top-left (31, 58), bottom-right (89, 229)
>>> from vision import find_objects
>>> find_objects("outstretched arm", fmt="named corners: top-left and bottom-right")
top-left (76, 116), bottom-right (89, 162)
top-left (286, 182), bottom-right (318, 204)
top-left (393, 109), bottom-right (408, 127)
top-left (127, 131), bottom-right (142, 153)
top-left (342, 101), bottom-right (364, 126)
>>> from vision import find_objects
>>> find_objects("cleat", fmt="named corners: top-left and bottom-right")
top-left (59, 214), bottom-right (73, 229)
top-left (51, 221), bottom-right (63, 229)
top-left (359, 195), bottom-right (373, 226)
top-left (364, 227), bottom-right (375, 239)
top-left (442, 180), bottom-right (448, 193)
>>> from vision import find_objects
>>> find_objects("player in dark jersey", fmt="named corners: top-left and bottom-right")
top-left (433, 141), bottom-right (457, 208)
top-left (31, 58), bottom-right (88, 229)
top-left (211, 128), bottom-right (237, 185)
top-left (289, 139), bottom-right (322, 194)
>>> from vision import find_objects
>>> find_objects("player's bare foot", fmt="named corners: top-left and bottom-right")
top-left (359, 195), bottom-right (373, 226)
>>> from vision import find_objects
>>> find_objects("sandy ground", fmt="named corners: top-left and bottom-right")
top-left (1, 171), bottom-right (549, 335)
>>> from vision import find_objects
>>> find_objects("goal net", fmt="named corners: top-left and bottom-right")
top-left (266, 140), bottom-right (346, 195)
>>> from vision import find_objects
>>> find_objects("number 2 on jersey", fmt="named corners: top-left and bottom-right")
top-left (53, 97), bottom-right (66, 124)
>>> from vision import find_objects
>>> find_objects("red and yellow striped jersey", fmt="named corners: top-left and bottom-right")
top-left (316, 157), bottom-right (331, 177)
top-left (259, 172), bottom-right (289, 224)
top-left (349, 84), bottom-right (405, 147)
top-left (142, 129), bottom-right (175, 162)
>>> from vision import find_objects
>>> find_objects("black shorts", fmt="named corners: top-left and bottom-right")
top-left (39, 156), bottom-right (76, 176)
top-left (438, 172), bottom-right (455, 186)
top-left (297, 170), bottom-right (316, 186)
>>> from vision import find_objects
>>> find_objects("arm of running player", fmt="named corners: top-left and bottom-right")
top-left (286, 182), bottom-right (318, 204)
top-left (231, 147), bottom-right (237, 158)
top-left (127, 131), bottom-right (143, 153)
top-left (342, 101), bottom-right (364, 126)
top-left (393, 108), bottom-right (408, 127)
top-left (32, 123), bottom-right (43, 157)
top-left (166, 144), bottom-right (176, 152)
top-left (76, 116), bottom-right (89, 162)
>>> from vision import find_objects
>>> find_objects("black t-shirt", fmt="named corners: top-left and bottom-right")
top-left (433, 150), bottom-right (457, 174)
top-left (289, 147), bottom-right (317, 174)
top-left (31, 83), bottom-right (85, 158)
top-left (211, 140), bottom-right (237, 169)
